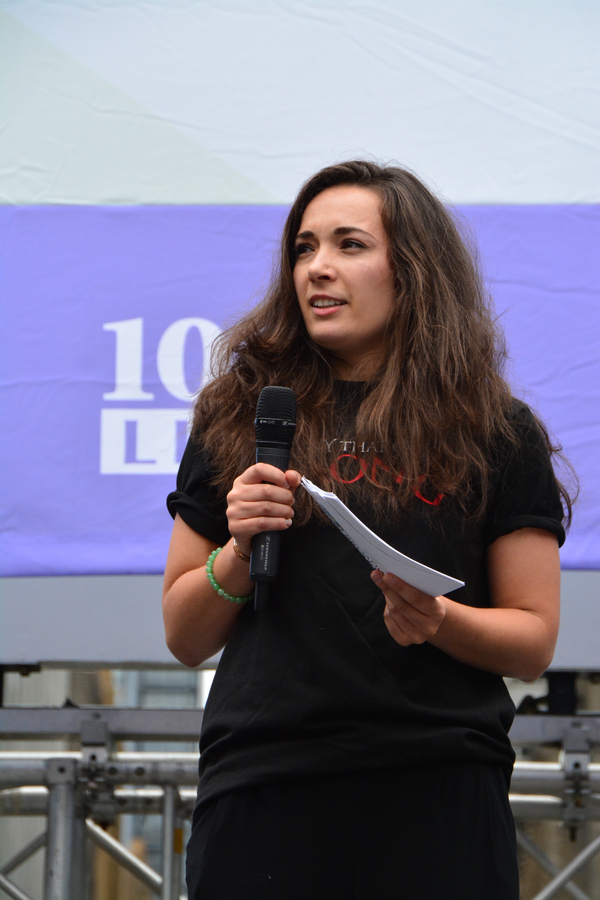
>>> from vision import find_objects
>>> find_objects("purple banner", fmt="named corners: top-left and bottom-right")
top-left (1, 205), bottom-right (598, 575)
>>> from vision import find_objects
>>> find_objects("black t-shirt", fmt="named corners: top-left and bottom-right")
top-left (167, 387), bottom-right (565, 808)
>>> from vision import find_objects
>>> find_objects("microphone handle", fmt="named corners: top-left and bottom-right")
top-left (250, 445), bottom-right (291, 611)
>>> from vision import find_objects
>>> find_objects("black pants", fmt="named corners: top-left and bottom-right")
top-left (186, 763), bottom-right (518, 900)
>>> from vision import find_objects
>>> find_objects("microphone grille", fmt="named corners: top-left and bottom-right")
top-left (255, 387), bottom-right (297, 444)
top-left (256, 386), bottom-right (296, 420)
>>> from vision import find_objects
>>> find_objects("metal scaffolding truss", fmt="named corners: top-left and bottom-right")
top-left (2, 708), bottom-right (600, 900)
top-left (0, 707), bottom-right (203, 900)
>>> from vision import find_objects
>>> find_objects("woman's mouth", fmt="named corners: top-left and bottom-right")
top-left (310, 297), bottom-right (347, 308)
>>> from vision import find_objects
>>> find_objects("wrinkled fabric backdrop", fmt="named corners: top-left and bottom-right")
top-left (1, 0), bottom-right (598, 578)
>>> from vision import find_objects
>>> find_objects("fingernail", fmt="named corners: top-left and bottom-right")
top-left (285, 519), bottom-right (292, 527)
top-left (371, 571), bottom-right (382, 583)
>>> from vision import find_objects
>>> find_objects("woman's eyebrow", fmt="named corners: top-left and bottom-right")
top-left (333, 226), bottom-right (370, 236)
top-left (295, 226), bottom-right (371, 240)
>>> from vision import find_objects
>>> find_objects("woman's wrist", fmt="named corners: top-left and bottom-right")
top-left (208, 540), bottom-right (254, 600)
top-left (232, 538), bottom-right (251, 563)
top-left (206, 548), bottom-right (253, 604)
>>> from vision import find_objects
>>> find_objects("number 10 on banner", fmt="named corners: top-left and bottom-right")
top-left (100, 317), bottom-right (221, 474)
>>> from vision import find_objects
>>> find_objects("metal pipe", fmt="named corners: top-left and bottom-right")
top-left (0, 787), bottom-right (49, 815)
top-left (0, 786), bottom-right (197, 817)
top-left (160, 785), bottom-right (179, 900)
top-left (0, 830), bottom-right (46, 875)
top-left (70, 815), bottom-right (91, 900)
top-left (0, 756), bottom-right (198, 787)
top-left (116, 752), bottom-right (198, 764)
top-left (510, 762), bottom-right (600, 795)
top-left (0, 751), bottom-right (196, 763)
top-left (9, 752), bottom-right (600, 790)
top-left (101, 760), bottom-right (198, 785)
top-left (114, 787), bottom-right (196, 815)
top-left (511, 763), bottom-right (566, 796)
top-left (45, 782), bottom-right (75, 900)
top-left (0, 753), bottom-right (80, 761)
top-left (0, 760), bottom-right (46, 788)
top-left (516, 828), bottom-right (591, 900)
top-left (85, 818), bottom-right (162, 895)
top-left (172, 799), bottom-right (185, 900)
top-left (531, 831), bottom-right (600, 900)
top-left (510, 796), bottom-right (567, 820)
top-left (0, 873), bottom-right (35, 900)
top-left (44, 759), bottom-right (77, 900)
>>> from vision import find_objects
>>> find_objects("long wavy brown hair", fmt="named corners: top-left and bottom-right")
top-left (193, 160), bottom-right (572, 526)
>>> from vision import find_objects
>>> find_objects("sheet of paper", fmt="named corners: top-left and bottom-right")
top-left (301, 476), bottom-right (464, 597)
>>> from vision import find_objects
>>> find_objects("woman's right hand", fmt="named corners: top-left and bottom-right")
top-left (163, 464), bottom-right (301, 667)
top-left (226, 464), bottom-right (302, 557)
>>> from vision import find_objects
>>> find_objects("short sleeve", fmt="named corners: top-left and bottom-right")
top-left (166, 437), bottom-right (231, 546)
top-left (482, 402), bottom-right (566, 548)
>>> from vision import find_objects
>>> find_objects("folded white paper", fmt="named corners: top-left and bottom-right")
top-left (301, 476), bottom-right (464, 597)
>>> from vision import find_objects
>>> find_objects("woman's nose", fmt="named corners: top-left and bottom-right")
top-left (307, 248), bottom-right (336, 281)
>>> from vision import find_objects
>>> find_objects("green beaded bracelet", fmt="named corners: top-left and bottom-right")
top-left (205, 547), bottom-right (254, 605)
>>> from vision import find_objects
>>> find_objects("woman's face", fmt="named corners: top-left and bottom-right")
top-left (293, 184), bottom-right (395, 379)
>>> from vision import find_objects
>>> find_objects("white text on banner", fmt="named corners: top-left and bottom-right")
top-left (100, 408), bottom-right (190, 474)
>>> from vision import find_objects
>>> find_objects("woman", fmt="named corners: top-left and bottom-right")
top-left (163, 161), bottom-right (569, 899)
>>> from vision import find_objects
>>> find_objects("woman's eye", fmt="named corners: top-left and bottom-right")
top-left (294, 243), bottom-right (313, 258)
top-left (341, 238), bottom-right (365, 250)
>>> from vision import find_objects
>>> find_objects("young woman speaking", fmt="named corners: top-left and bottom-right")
top-left (163, 160), bottom-right (569, 899)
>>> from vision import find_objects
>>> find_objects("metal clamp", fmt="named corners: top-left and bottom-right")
top-left (560, 723), bottom-right (592, 838)
top-left (80, 713), bottom-right (111, 767)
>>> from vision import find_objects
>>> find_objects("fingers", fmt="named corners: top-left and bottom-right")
top-left (371, 571), bottom-right (446, 646)
top-left (284, 469), bottom-right (303, 491)
top-left (229, 465), bottom-right (298, 513)
top-left (234, 465), bottom-right (302, 496)
top-left (238, 463), bottom-right (294, 487)
top-left (226, 465), bottom-right (302, 549)
top-left (372, 572), bottom-right (434, 611)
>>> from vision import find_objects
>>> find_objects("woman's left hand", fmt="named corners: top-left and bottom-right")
top-left (371, 571), bottom-right (446, 646)
top-left (370, 529), bottom-right (560, 681)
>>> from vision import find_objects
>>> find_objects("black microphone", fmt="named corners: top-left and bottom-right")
top-left (250, 386), bottom-right (297, 611)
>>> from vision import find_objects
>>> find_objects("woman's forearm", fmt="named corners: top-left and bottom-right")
top-left (427, 601), bottom-right (555, 682)
top-left (163, 531), bottom-right (253, 667)
top-left (376, 528), bottom-right (560, 683)
top-left (163, 467), bottom-right (300, 668)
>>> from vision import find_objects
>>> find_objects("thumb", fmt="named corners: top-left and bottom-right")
top-left (285, 470), bottom-right (303, 491)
